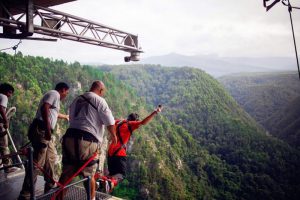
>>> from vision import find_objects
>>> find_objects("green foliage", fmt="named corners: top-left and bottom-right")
top-left (99, 64), bottom-right (300, 200)
top-left (219, 72), bottom-right (300, 148)
top-left (1, 53), bottom-right (300, 200)
top-left (112, 179), bottom-right (138, 199)
top-left (1, 53), bottom-right (224, 199)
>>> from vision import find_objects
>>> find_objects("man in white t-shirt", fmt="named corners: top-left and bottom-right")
top-left (18, 82), bottom-right (70, 200)
top-left (57, 80), bottom-right (117, 200)
top-left (0, 83), bottom-right (19, 173)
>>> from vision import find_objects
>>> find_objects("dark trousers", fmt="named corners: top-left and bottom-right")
top-left (107, 156), bottom-right (127, 177)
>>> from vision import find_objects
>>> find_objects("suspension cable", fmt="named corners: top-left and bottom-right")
top-left (282, 0), bottom-right (300, 80)
top-left (0, 40), bottom-right (22, 54)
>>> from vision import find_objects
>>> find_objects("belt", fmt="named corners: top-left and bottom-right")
top-left (33, 118), bottom-right (54, 132)
top-left (64, 128), bottom-right (98, 143)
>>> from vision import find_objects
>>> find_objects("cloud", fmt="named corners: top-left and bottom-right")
top-left (0, 0), bottom-right (299, 64)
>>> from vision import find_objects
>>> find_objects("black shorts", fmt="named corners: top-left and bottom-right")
top-left (107, 156), bottom-right (127, 176)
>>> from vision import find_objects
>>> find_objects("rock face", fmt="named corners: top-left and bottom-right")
top-left (98, 134), bottom-right (109, 173)
top-left (176, 158), bottom-right (183, 170)
top-left (74, 81), bottom-right (82, 92)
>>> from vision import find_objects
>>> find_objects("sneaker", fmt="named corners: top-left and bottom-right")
top-left (108, 181), bottom-right (115, 193)
top-left (104, 179), bottom-right (115, 193)
top-left (96, 176), bottom-right (107, 192)
top-left (4, 166), bottom-right (21, 173)
top-left (97, 179), bottom-right (110, 193)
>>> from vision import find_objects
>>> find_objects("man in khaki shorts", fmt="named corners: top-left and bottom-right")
top-left (0, 83), bottom-right (20, 173)
top-left (18, 82), bottom-right (70, 200)
top-left (57, 81), bottom-right (117, 200)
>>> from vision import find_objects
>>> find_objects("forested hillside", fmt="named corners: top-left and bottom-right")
top-left (99, 64), bottom-right (300, 200)
top-left (1, 53), bottom-right (300, 200)
top-left (218, 72), bottom-right (300, 148)
top-left (264, 96), bottom-right (300, 148)
top-left (0, 52), bottom-right (250, 200)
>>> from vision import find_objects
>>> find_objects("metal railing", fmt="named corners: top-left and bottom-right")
top-left (0, 147), bottom-right (112, 200)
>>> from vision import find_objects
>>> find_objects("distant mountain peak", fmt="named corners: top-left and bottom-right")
top-left (140, 53), bottom-right (296, 77)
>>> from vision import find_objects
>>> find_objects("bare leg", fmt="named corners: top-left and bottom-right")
top-left (44, 139), bottom-right (57, 193)
top-left (84, 176), bottom-right (96, 200)
top-left (56, 165), bottom-right (74, 200)
top-left (56, 174), bottom-right (68, 200)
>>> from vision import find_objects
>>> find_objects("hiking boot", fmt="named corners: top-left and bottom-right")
top-left (5, 166), bottom-right (21, 173)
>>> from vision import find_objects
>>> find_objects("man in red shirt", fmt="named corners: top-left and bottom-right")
top-left (101, 105), bottom-right (163, 192)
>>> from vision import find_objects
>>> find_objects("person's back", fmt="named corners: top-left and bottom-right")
top-left (108, 119), bottom-right (142, 157)
top-left (58, 81), bottom-right (116, 200)
top-left (34, 90), bottom-right (60, 131)
top-left (69, 91), bottom-right (113, 143)
top-left (102, 106), bottom-right (163, 193)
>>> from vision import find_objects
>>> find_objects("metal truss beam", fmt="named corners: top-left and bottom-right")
top-left (0, 1), bottom-right (142, 55)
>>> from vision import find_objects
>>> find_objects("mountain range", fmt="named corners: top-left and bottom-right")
top-left (140, 53), bottom-right (297, 77)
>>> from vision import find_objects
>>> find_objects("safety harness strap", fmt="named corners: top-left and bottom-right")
top-left (51, 152), bottom-right (98, 200)
top-left (112, 120), bottom-right (132, 156)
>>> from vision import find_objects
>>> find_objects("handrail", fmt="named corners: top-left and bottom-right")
top-left (36, 177), bottom-right (91, 200)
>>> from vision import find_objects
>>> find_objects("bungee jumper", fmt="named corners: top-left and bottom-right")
top-left (1, 1), bottom-right (145, 199)
top-left (96, 105), bottom-right (163, 193)
top-left (0, 82), bottom-right (163, 199)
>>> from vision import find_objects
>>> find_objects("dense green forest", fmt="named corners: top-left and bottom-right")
top-left (219, 72), bottom-right (300, 148)
top-left (99, 64), bottom-right (300, 200)
top-left (1, 53), bottom-right (300, 200)
top-left (0, 52), bottom-right (237, 199)
top-left (264, 96), bottom-right (300, 148)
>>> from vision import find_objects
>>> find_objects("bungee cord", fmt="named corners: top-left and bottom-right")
top-left (282, 0), bottom-right (300, 80)
top-left (264, 0), bottom-right (300, 80)
top-left (0, 39), bottom-right (22, 55)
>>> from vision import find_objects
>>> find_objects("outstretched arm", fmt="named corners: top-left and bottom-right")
top-left (140, 105), bottom-right (163, 125)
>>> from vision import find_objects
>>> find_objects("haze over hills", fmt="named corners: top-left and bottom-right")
top-left (219, 71), bottom-right (300, 148)
top-left (140, 53), bottom-right (297, 77)
top-left (265, 95), bottom-right (300, 148)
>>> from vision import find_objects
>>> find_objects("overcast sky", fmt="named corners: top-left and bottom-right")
top-left (1, 0), bottom-right (299, 64)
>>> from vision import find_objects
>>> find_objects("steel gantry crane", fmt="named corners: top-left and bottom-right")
top-left (0, 0), bottom-right (142, 62)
